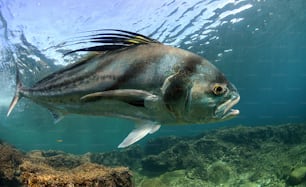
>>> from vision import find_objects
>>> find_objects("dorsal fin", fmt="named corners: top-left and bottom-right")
top-left (64, 29), bottom-right (160, 55)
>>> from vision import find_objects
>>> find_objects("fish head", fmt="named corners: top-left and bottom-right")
top-left (183, 59), bottom-right (240, 124)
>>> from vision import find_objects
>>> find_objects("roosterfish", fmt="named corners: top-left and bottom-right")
top-left (6, 29), bottom-right (240, 148)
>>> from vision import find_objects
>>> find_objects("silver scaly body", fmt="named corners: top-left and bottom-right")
top-left (7, 30), bottom-right (240, 148)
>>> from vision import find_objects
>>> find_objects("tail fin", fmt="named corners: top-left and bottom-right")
top-left (7, 70), bottom-right (23, 117)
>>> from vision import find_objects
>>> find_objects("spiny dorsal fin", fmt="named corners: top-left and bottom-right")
top-left (65, 29), bottom-right (160, 55)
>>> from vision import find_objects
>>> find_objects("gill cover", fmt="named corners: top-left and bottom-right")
top-left (162, 71), bottom-right (191, 120)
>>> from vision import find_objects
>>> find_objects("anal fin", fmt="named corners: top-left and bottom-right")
top-left (118, 121), bottom-right (161, 148)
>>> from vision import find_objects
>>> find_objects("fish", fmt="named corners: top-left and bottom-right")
top-left (6, 29), bottom-right (240, 148)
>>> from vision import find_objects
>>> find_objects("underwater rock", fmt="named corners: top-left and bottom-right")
top-left (88, 145), bottom-right (144, 170)
top-left (287, 166), bottom-right (306, 185)
top-left (215, 124), bottom-right (306, 146)
top-left (0, 141), bottom-right (133, 187)
top-left (138, 177), bottom-right (165, 187)
top-left (207, 161), bottom-right (232, 184)
top-left (2, 123), bottom-right (306, 187)
top-left (21, 150), bottom-right (133, 187)
top-left (141, 141), bottom-right (200, 173)
top-left (20, 161), bottom-right (132, 187)
top-left (132, 123), bottom-right (306, 186)
top-left (144, 136), bottom-right (183, 155)
top-left (238, 181), bottom-right (260, 187)
top-left (137, 169), bottom-right (208, 187)
top-left (0, 141), bottom-right (23, 186)
top-left (28, 150), bottom-right (83, 169)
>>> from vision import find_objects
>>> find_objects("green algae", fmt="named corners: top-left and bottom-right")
top-left (207, 161), bottom-right (232, 184)
top-left (90, 123), bottom-right (306, 187)
top-left (288, 166), bottom-right (306, 185)
top-left (2, 123), bottom-right (305, 186)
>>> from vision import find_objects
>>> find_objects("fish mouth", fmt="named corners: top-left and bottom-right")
top-left (214, 94), bottom-right (240, 119)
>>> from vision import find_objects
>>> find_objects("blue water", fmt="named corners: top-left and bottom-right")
top-left (0, 0), bottom-right (305, 154)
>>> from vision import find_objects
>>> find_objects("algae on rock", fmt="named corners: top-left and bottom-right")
top-left (2, 123), bottom-right (306, 187)
top-left (288, 166), bottom-right (306, 185)
top-left (95, 123), bottom-right (306, 187)
top-left (0, 142), bottom-right (133, 187)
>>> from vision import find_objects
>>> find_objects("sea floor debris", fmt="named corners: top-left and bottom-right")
top-left (1, 123), bottom-right (306, 187)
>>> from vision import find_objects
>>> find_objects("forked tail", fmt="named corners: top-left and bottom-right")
top-left (7, 69), bottom-right (23, 117)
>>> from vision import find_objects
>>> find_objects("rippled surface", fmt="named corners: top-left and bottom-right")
top-left (0, 0), bottom-right (306, 153)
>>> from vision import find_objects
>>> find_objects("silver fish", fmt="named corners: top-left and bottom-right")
top-left (7, 30), bottom-right (240, 148)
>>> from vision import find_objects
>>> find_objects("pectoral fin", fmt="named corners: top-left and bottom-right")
top-left (118, 121), bottom-right (161, 148)
top-left (81, 89), bottom-right (155, 107)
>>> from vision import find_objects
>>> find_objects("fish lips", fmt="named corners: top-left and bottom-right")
top-left (214, 94), bottom-right (240, 119)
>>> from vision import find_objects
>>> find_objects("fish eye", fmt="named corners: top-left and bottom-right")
top-left (212, 84), bottom-right (226, 95)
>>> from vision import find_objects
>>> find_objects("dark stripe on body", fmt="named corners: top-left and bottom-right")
top-left (106, 58), bottom-right (154, 91)
top-left (28, 53), bottom-right (117, 94)
top-left (181, 55), bottom-right (202, 74)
